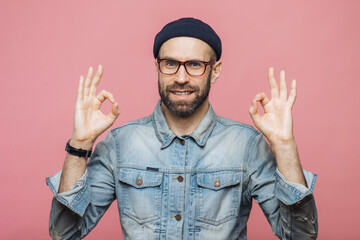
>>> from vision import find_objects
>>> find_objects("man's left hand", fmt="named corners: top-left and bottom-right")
top-left (249, 67), bottom-right (296, 145)
top-left (249, 67), bottom-right (307, 186)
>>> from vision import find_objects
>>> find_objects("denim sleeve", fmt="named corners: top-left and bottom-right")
top-left (46, 131), bottom-right (117, 239)
top-left (246, 133), bottom-right (318, 240)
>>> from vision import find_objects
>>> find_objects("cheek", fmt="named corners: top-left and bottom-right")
top-left (158, 75), bottom-right (174, 87)
top-left (158, 78), bottom-right (169, 92)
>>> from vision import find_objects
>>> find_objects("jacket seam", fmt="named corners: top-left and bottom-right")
top-left (111, 115), bottom-right (153, 132)
top-left (216, 117), bottom-right (258, 133)
top-left (243, 131), bottom-right (261, 200)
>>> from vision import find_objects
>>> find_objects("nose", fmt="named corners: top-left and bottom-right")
top-left (174, 65), bottom-right (189, 84)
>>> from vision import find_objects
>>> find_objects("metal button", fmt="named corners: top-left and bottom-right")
top-left (214, 178), bottom-right (220, 187)
top-left (136, 177), bottom-right (142, 186)
top-left (179, 139), bottom-right (185, 145)
top-left (177, 176), bottom-right (184, 182)
top-left (175, 214), bottom-right (182, 221)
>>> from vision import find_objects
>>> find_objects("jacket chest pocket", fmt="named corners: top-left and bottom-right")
top-left (118, 168), bottom-right (163, 224)
top-left (196, 170), bottom-right (241, 226)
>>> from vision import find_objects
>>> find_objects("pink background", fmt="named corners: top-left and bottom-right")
top-left (1, 1), bottom-right (359, 239)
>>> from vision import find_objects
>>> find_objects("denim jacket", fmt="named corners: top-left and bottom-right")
top-left (47, 101), bottom-right (318, 240)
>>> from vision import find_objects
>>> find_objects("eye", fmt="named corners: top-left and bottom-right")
top-left (164, 60), bottom-right (177, 67)
top-left (186, 61), bottom-right (204, 69)
top-left (189, 61), bottom-right (200, 67)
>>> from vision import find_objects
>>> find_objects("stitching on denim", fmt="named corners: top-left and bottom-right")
top-left (112, 115), bottom-right (153, 131)
top-left (242, 131), bottom-right (261, 198)
top-left (116, 164), bottom-right (245, 173)
top-left (191, 112), bottom-right (218, 146)
top-left (151, 113), bottom-right (164, 146)
top-left (111, 130), bottom-right (121, 174)
top-left (216, 116), bottom-right (258, 133)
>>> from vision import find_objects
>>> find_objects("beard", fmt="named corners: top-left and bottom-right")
top-left (158, 73), bottom-right (211, 117)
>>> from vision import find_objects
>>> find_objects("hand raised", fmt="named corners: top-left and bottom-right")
top-left (249, 67), bottom-right (296, 144)
top-left (72, 65), bottom-right (120, 147)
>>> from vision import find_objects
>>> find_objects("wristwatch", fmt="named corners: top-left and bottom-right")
top-left (65, 140), bottom-right (92, 158)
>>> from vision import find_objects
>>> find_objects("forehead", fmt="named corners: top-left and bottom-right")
top-left (158, 37), bottom-right (213, 61)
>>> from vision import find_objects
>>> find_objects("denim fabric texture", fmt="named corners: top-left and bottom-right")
top-left (47, 101), bottom-right (318, 240)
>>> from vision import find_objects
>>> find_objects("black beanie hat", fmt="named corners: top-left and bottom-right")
top-left (153, 17), bottom-right (222, 60)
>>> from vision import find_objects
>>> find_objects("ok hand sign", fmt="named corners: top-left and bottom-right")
top-left (249, 67), bottom-right (297, 145)
top-left (72, 65), bottom-right (120, 148)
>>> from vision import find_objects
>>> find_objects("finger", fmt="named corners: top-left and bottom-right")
top-left (279, 70), bottom-right (287, 100)
top-left (76, 75), bottom-right (84, 101)
top-left (268, 67), bottom-right (279, 98)
top-left (254, 92), bottom-right (270, 107)
top-left (288, 79), bottom-right (297, 107)
top-left (96, 90), bottom-right (116, 108)
top-left (84, 66), bottom-right (94, 97)
top-left (90, 65), bottom-right (103, 96)
top-left (108, 102), bottom-right (121, 121)
top-left (249, 99), bottom-right (260, 123)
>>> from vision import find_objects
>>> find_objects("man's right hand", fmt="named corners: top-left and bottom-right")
top-left (71, 65), bottom-right (120, 149)
top-left (59, 65), bottom-right (119, 193)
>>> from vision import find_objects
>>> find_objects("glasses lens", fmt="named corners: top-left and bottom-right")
top-left (159, 60), bottom-right (179, 74)
top-left (185, 61), bottom-right (206, 76)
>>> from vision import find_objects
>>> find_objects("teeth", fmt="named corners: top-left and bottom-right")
top-left (174, 92), bottom-right (191, 96)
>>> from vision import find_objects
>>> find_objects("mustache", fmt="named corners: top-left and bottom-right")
top-left (165, 83), bottom-right (199, 92)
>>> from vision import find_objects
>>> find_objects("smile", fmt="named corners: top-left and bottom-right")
top-left (172, 91), bottom-right (192, 96)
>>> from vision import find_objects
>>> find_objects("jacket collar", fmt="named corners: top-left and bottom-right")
top-left (152, 101), bottom-right (217, 149)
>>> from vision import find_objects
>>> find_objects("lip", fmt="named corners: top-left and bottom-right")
top-left (170, 90), bottom-right (194, 100)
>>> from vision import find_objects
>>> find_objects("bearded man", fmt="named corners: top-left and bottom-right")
top-left (47, 17), bottom-right (318, 239)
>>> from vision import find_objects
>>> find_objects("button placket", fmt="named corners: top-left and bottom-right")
top-left (173, 175), bottom-right (184, 182)
top-left (177, 175), bottom-right (184, 182)
top-left (171, 214), bottom-right (182, 221)
top-left (176, 138), bottom-right (186, 145)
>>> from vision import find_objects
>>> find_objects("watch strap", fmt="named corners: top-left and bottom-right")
top-left (65, 140), bottom-right (92, 158)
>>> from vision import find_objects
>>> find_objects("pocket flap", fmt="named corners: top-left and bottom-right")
top-left (197, 171), bottom-right (240, 190)
top-left (119, 168), bottom-right (163, 188)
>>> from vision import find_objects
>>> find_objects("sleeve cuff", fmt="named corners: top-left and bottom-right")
top-left (46, 169), bottom-right (90, 216)
top-left (274, 168), bottom-right (317, 205)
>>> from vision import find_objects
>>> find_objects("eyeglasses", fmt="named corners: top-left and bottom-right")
top-left (157, 59), bottom-right (216, 76)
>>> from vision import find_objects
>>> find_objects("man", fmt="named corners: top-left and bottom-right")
top-left (47, 18), bottom-right (318, 239)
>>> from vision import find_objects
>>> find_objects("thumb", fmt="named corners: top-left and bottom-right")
top-left (108, 102), bottom-right (120, 121)
top-left (249, 100), bottom-right (260, 124)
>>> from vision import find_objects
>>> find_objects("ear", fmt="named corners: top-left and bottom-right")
top-left (154, 59), bottom-right (159, 73)
top-left (210, 60), bottom-right (222, 84)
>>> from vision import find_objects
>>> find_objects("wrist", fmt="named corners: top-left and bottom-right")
top-left (268, 135), bottom-right (295, 148)
top-left (66, 139), bottom-right (93, 158)
top-left (270, 139), bottom-right (297, 157)
top-left (70, 139), bottom-right (95, 150)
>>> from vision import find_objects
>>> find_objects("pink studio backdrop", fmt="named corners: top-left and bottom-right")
top-left (1, 1), bottom-right (359, 239)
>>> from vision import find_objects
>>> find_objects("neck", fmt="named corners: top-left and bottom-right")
top-left (161, 100), bottom-right (210, 136)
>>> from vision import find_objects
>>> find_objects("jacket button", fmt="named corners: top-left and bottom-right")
top-left (136, 178), bottom-right (142, 186)
top-left (175, 214), bottom-right (182, 221)
top-left (214, 178), bottom-right (220, 187)
top-left (179, 139), bottom-right (185, 145)
top-left (177, 176), bottom-right (184, 182)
